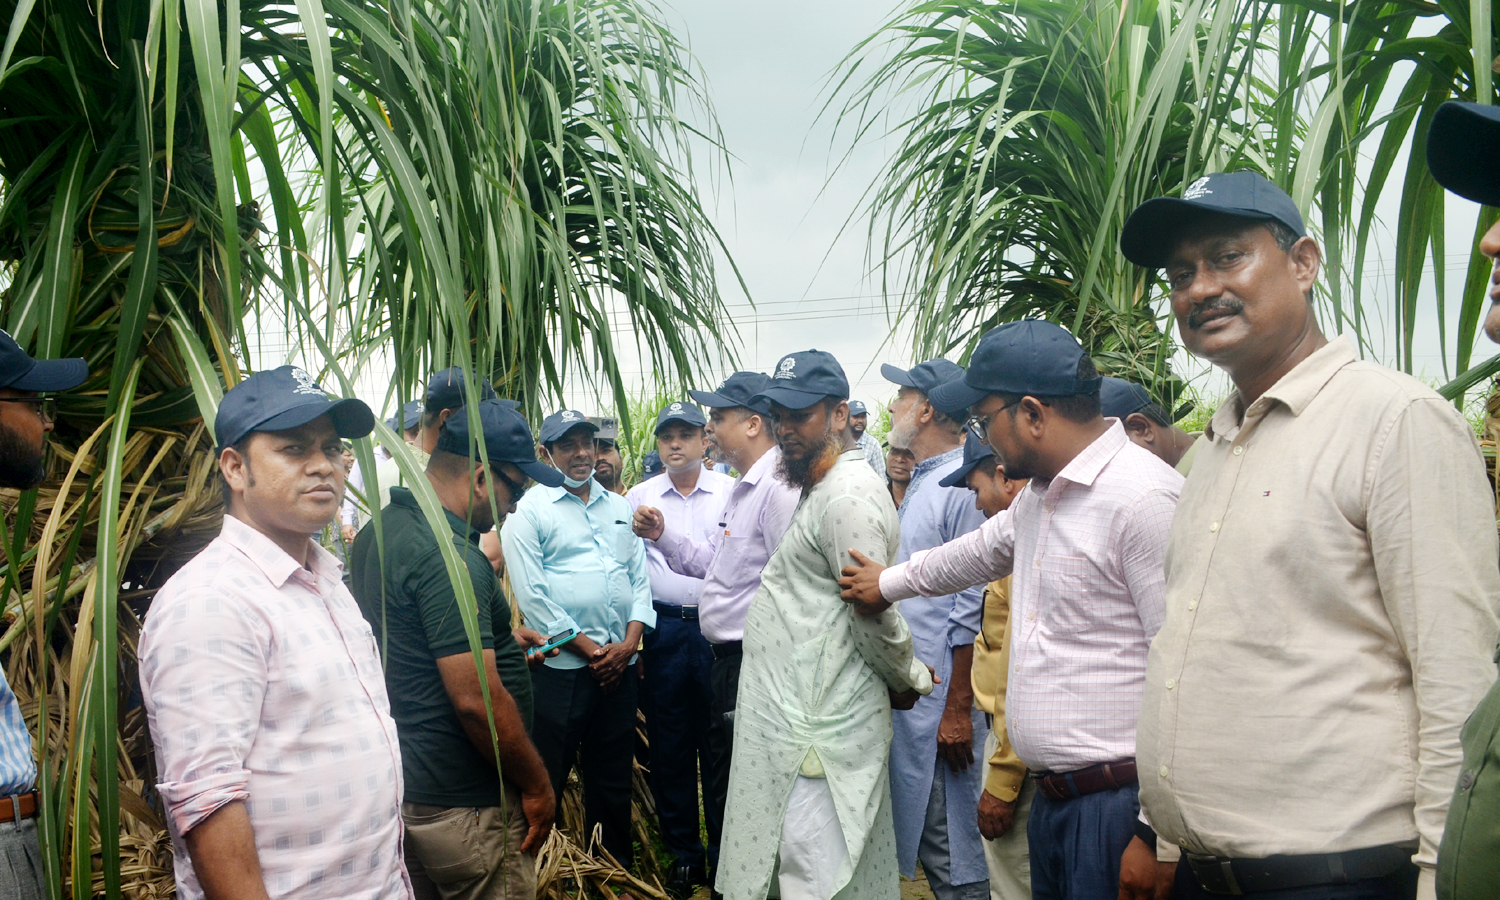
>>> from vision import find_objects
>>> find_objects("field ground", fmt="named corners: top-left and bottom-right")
top-left (687, 873), bottom-right (939, 898)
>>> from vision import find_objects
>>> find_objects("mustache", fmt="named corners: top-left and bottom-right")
top-left (1186, 297), bottom-right (1244, 329)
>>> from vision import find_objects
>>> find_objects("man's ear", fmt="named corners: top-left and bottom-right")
top-left (220, 442), bottom-right (251, 495)
top-left (537, 443), bottom-right (551, 464)
top-left (437, 407), bottom-right (456, 428)
top-left (1289, 235), bottom-right (1322, 296)
top-left (746, 414), bottom-right (763, 439)
top-left (1123, 412), bottom-right (1157, 443)
top-left (1019, 396), bottom-right (1048, 434)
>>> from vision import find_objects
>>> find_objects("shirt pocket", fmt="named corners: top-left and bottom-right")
top-left (1038, 554), bottom-right (1093, 635)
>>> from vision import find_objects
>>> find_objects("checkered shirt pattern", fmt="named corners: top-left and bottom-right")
top-left (881, 422), bottom-right (1183, 773)
top-left (139, 515), bottom-right (411, 900)
top-left (0, 666), bottom-right (35, 796)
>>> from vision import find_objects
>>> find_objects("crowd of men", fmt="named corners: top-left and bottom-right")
top-left (1, 102), bottom-right (1500, 900)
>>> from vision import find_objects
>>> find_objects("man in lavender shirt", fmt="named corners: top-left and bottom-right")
top-left (632, 371), bottom-right (800, 889)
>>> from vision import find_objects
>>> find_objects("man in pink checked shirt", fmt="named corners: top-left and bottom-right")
top-left (139, 366), bottom-right (410, 900)
top-left (840, 320), bottom-right (1183, 900)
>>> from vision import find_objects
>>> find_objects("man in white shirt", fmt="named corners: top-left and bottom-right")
top-left (840, 321), bottom-right (1182, 900)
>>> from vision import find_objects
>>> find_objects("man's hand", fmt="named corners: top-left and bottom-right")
top-left (937, 703), bottom-right (974, 773)
top-left (889, 686), bottom-right (922, 710)
top-left (589, 642), bottom-right (634, 690)
top-left (977, 790), bottom-right (1016, 840)
top-left (519, 783), bottom-right (556, 854)
top-left (1119, 835), bottom-right (1175, 900)
top-left (514, 628), bottom-right (556, 668)
top-left (839, 548), bottom-right (893, 616)
top-left (632, 506), bottom-right (664, 541)
top-left (341, 523), bottom-right (358, 544)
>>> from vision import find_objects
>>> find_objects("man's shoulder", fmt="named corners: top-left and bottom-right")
top-left (1100, 439), bottom-right (1185, 498)
top-left (1331, 358), bottom-right (1452, 413)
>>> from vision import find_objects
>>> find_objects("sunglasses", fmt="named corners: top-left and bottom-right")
top-left (494, 467), bottom-right (528, 504)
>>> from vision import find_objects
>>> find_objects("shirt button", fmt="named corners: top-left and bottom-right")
top-left (1461, 770), bottom-right (1476, 790)
top-left (1209, 522), bottom-right (1219, 533)
top-left (1159, 765), bottom-right (1170, 778)
top-left (1233, 445), bottom-right (1244, 456)
top-left (1188, 600), bottom-right (1198, 611)
top-left (1165, 678), bottom-right (1176, 690)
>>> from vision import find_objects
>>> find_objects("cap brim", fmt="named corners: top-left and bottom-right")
top-left (881, 363), bottom-right (918, 388)
top-left (1120, 198), bottom-right (1282, 269)
top-left (254, 397), bottom-right (375, 441)
top-left (688, 389), bottom-right (736, 408)
top-left (655, 414), bottom-right (705, 432)
top-left (938, 460), bottom-right (981, 488)
top-left (517, 459), bottom-right (565, 488)
top-left (8, 357), bottom-right (88, 392)
top-left (1429, 102), bottom-right (1500, 207)
top-left (927, 378), bottom-right (988, 415)
top-left (753, 385), bottom-right (829, 410)
top-left (541, 421), bottom-right (598, 444)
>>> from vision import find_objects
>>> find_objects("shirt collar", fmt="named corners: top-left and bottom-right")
top-left (219, 513), bottom-right (339, 589)
top-left (652, 470), bottom-right (723, 498)
top-left (1204, 335), bottom-right (1356, 441)
top-left (911, 445), bottom-right (963, 479)
top-left (539, 478), bottom-right (605, 506)
top-left (1050, 419), bottom-right (1129, 489)
top-left (389, 485), bottom-right (483, 543)
top-left (739, 445), bottom-right (781, 487)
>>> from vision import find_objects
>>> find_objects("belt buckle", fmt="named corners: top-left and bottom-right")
top-left (1187, 854), bottom-right (1243, 897)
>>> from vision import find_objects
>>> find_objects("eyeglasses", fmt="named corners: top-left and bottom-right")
top-left (494, 467), bottom-right (528, 504)
top-left (0, 396), bottom-right (56, 424)
top-left (963, 398), bottom-right (1025, 445)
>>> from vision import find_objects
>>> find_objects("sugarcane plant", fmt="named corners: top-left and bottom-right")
top-left (0, 0), bottom-right (737, 896)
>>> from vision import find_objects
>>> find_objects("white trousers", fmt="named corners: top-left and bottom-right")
top-left (775, 776), bottom-right (850, 900)
top-left (981, 728), bottom-right (1033, 900)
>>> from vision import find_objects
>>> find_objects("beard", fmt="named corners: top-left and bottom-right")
top-left (0, 423), bottom-right (48, 489)
top-left (594, 466), bottom-right (617, 489)
top-left (777, 429), bottom-right (842, 491)
top-left (886, 408), bottom-right (919, 451)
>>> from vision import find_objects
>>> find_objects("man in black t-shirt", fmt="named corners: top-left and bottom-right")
top-left (352, 399), bottom-right (563, 900)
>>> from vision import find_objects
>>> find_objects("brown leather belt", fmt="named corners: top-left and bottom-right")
top-left (0, 791), bottom-right (38, 823)
top-left (1034, 759), bottom-right (1137, 801)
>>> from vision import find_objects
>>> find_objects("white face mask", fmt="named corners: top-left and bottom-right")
top-left (562, 472), bottom-right (591, 489)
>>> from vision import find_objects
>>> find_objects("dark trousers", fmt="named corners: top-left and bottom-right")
top-left (530, 663), bottom-right (639, 867)
top-left (1028, 782), bottom-right (1139, 900)
top-left (1171, 855), bottom-right (1418, 900)
top-left (642, 614), bottom-right (717, 869)
top-left (706, 648), bottom-right (741, 863)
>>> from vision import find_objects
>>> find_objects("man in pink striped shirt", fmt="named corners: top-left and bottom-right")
top-left (840, 320), bottom-right (1182, 900)
top-left (140, 366), bottom-right (410, 900)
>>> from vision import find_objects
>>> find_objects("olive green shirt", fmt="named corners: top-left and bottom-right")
top-left (1437, 654), bottom-right (1500, 899)
top-left (350, 486), bottom-right (532, 808)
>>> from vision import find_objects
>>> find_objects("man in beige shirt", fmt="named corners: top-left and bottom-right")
top-left (1117, 172), bottom-right (1500, 900)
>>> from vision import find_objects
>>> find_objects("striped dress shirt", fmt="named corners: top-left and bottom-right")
top-left (0, 668), bottom-right (35, 796)
top-left (879, 422), bottom-right (1182, 773)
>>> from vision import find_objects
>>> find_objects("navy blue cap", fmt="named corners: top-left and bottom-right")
top-left (882, 359), bottom-right (966, 395)
top-left (1119, 172), bottom-right (1307, 269)
top-left (425, 366), bottom-right (498, 412)
top-left (436, 398), bottom-right (564, 487)
top-left (655, 401), bottom-right (706, 433)
top-left (939, 430), bottom-right (998, 488)
top-left (642, 449), bottom-right (663, 479)
top-left (689, 371), bottom-right (772, 414)
top-left (385, 399), bottom-right (423, 432)
top-left (929, 320), bottom-right (1100, 411)
top-left (0, 329), bottom-right (87, 392)
top-left (1429, 101), bottom-right (1500, 207)
top-left (215, 365), bottom-right (375, 450)
top-left (753, 350), bottom-right (850, 410)
top-left (1100, 377), bottom-right (1153, 420)
top-left (538, 409), bottom-right (599, 445)
top-left (848, 400), bottom-right (869, 416)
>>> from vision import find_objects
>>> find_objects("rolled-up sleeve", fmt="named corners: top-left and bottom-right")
top-left (140, 590), bottom-right (268, 836)
top-left (500, 506), bottom-right (580, 637)
top-left (882, 508), bottom-right (1016, 603)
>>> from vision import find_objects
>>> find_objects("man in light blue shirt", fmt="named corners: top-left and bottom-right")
top-left (501, 408), bottom-right (655, 868)
top-left (626, 401), bottom-right (732, 896)
top-left (883, 358), bottom-right (990, 900)
top-left (0, 330), bottom-right (89, 900)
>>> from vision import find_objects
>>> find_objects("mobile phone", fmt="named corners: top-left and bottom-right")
top-left (527, 629), bottom-right (578, 656)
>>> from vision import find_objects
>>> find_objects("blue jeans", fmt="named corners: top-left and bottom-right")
top-left (1027, 782), bottom-right (1138, 900)
top-left (642, 612), bottom-right (717, 868)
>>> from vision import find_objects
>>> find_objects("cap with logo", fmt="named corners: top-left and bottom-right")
top-left (938, 430), bottom-right (998, 488)
top-left (752, 350), bottom-right (850, 410)
top-left (1428, 101), bottom-right (1500, 206)
top-left (1100, 377), bottom-right (1154, 421)
top-left (215, 365), bottom-right (376, 451)
top-left (881, 359), bottom-right (966, 395)
top-left (928, 320), bottom-right (1100, 412)
top-left (848, 400), bottom-right (868, 416)
top-left (589, 416), bottom-right (620, 442)
top-left (385, 399), bottom-right (423, 433)
top-left (0, 329), bottom-right (88, 393)
top-left (642, 449), bottom-right (664, 479)
top-left (538, 409), bottom-right (599, 445)
top-left (1119, 172), bottom-right (1307, 269)
top-left (655, 401), bottom-right (706, 433)
top-left (425, 366), bottom-right (499, 412)
top-left (689, 371), bottom-right (772, 414)
top-left (436, 398), bottom-right (564, 487)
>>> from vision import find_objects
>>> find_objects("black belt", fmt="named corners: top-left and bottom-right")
top-left (711, 640), bottom-right (742, 660)
top-left (1185, 843), bottom-right (1416, 896)
top-left (652, 601), bottom-right (698, 620)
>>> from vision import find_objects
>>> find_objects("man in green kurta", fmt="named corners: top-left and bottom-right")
top-left (714, 350), bottom-right (933, 900)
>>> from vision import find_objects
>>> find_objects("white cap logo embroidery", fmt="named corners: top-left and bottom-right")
top-left (669, 403), bottom-right (683, 413)
top-left (1184, 176), bottom-right (1212, 200)
top-left (774, 357), bottom-right (796, 380)
top-left (290, 368), bottom-right (325, 397)
top-left (560, 410), bottom-right (579, 421)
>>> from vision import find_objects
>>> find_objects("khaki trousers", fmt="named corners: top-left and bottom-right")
top-left (981, 728), bottom-right (1033, 900)
top-left (403, 790), bottom-right (536, 900)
